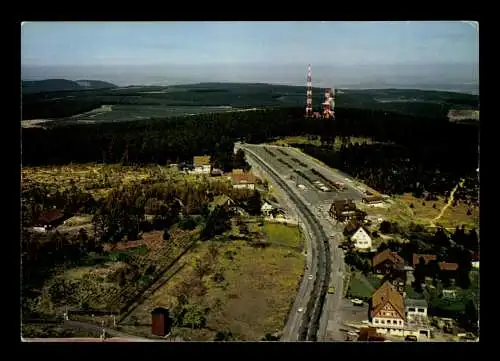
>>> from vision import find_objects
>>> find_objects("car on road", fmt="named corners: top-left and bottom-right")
top-left (297, 307), bottom-right (304, 313)
top-left (328, 286), bottom-right (336, 294)
top-left (308, 275), bottom-right (314, 280)
top-left (351, 298), bottom-right (364, 306)
top-left (405, 335), bottom-right (418, 342)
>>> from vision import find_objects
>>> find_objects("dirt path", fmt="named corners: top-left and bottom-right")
top-left (430, 178), bottom-right (465, 227)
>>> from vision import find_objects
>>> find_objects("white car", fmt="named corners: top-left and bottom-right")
top-left (297, 307), bottom-right (304, 313)
top-left (308, 275), bottom-right (314, 280)
top-left (351, 298), bottom-right (364, 305)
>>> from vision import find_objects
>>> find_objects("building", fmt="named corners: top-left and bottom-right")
top-left (151, 307), bottom-right (172, 337)
top-left (372, 249), bottom-right (405, 274)
top-left (209, 194), bottom-right (235, 212)
top-left (329, 199), bottom-right (360, 222)
top-left (192, 155), bottom-right (212, 174)
top-left (351, 227), bottom-right (372, 250)
top-left (439, 262), bottom-right (459, 280)
top-left (34, 209), bottom-right (69, 230)
top-left (231, 171), bottom-right (257, 190)
top-left (362, 191), bottom-right (383, 205)
top-left (405, 298), bottom-right (428, 324)
top-left (471, 252), bottom-right (480, 269)
top-left (412, 254), bottom-right (437, 268)
top-left (370, 281), bottom-right (406, 336)
top-left (373, 250), bottom-right (410, 292)
top-left (261, 201), bottom-right (274, 217)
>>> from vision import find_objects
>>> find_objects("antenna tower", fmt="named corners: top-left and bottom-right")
top-left (305, 64), bottom-right (313, 117)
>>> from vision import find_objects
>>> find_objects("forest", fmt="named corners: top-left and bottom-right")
top-left (22, 105), bottom-right (479, 205)
top-left (22, 83), bottom-right (479, 121)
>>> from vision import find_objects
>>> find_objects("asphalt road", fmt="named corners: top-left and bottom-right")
top-left (238, 143), bottom-right (370, 341)
top-left (240, 145), bottom-right (319, 341)
top-left (239, 143), bottom-right (360, 341)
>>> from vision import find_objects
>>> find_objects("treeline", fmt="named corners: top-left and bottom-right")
top-left (22, 108), bottom-right (306, 166)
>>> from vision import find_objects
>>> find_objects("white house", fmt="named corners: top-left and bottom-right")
top-left (261, 202), bottom-right (273, 217)
top-left (351, 227), bottom-right (372, 250)
top-left (405, 298), bottom-right (428, 324)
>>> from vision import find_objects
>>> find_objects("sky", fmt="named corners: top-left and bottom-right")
top-left (21, 21), bottom-right (479, 90)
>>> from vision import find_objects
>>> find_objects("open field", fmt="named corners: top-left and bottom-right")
top-left (356, 193), bottom-right (478, 231)
top-left (122, 236), bottom-right (304, 341)
top-left (64, 105), bottom-right (236, 123)
top-left (262, 222), bottom-right (303, 250)
top-left (22, 163), bottom-right (230, 200)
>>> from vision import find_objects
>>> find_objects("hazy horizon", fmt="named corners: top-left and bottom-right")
top-left (21, 21), bottom-right (479, 94)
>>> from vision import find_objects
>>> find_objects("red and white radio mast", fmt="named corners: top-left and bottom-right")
top-left (305, 64), bottom-right (313, 117)
top-left (322, 88), bottom-right (334, 119)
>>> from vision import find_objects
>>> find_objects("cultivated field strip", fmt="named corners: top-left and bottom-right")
top-left (243, 146), bottom-right (331, 341)
top-left (103, 235), bottom-right (193, 313)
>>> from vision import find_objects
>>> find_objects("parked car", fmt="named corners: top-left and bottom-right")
top-left (405, 335), bottom-right (418, 342)
top-left (351, 298), bottom-right (364, 306)
top-left (297, 307), bottom-right (304, 313)
top-left (328, 286), bottom-right (336, 294)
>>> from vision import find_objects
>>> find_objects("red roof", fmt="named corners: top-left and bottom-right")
top-left (231, 172), bottom-right (256, 185)
top-left (439, 262), bottom-right (459, 271)
top-left (372, 249), bottom-right (404, 268)
top-left (412, 254), bottom-right (437, 267)
top-left (37, 209), bottom-right (65, 225)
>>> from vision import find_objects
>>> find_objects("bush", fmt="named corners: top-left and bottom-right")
top-left (179, 217), bottom-right (197, 230)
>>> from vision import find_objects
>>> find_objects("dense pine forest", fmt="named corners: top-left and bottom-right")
top-left (22, 106), bottom-right (479, 202)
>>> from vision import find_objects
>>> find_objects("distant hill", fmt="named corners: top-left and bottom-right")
top-left (22, 79), bottom-right (117, 94)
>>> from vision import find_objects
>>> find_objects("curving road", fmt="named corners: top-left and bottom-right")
top-left (238, 143), bottom-right (363, 341)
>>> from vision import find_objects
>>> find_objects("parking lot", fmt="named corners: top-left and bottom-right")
top-left (325, 298), bottom-right (370, 341)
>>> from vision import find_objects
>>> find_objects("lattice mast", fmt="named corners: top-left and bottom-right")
top-left (322, 88), bottom-right (334, 119)
top-left (305, 64), bottom-right (313, 117)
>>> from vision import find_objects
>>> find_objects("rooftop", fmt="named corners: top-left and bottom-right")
top-left (439, 262), bottom-right (459, 271)
top-left (412, 254), bottom-right (437, 267)
top-left (193, 155), bottom-right (211, 167)
top-left (372, 249), bottom-right (404, 268)
top-left (231, 172), bottom-right (257, 185)
top-left (371, 281), bottom-right (405, 320)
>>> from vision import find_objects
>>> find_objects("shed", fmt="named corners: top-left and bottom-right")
top-left (151, 307), bottom-right (172, 337)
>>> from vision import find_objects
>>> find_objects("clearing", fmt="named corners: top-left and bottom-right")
top-left (121, 227), bottom-right (304, 341)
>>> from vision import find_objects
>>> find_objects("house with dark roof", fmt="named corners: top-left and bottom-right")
top-left (328, 199), bottom-right (361, 222)
top-left (373, 249), bottom-right (411, 292)
top-left (34, 209), bottom-right (69, 230)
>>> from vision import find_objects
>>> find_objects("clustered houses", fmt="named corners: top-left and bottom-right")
top-left (412, 253), bottom-right (460, 282)
top-left (369, 281), bottom-right (431, 339)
